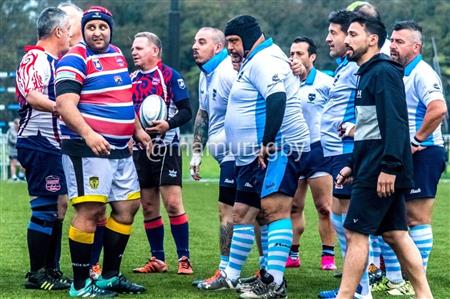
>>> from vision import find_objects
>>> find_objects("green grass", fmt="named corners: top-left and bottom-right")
top-left (0, 166), bottom-right (449, 298)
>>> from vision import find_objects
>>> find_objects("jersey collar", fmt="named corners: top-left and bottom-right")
top-left (200, 49), bottom-right (228, 75)
top-left (335, 56), bottom-right (349, 73)
top-left (242, 38), bottom-right (273, 67)
top-left (404, 54), bottom-right (422, 76)
top-left (304, 67), bottom-right (317, 85)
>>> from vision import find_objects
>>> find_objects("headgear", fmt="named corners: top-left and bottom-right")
top-left (224, 15), bottom-right (262, 55)
top-left (81, 6), bottom-right (114, 42)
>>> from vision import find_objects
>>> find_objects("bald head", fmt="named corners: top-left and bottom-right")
top-left (58, 2), bottom-right (83, 46)
top-left (192, 27), bottom-right (226, 65)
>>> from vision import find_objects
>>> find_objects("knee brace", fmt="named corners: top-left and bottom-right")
top-left (29, 196), bottom-right (58, 236)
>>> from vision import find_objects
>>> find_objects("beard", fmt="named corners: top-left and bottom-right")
top-left (347, 45), bottom-right (368, 62)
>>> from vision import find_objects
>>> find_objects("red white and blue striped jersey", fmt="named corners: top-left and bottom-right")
top-left (55, 42), bottom-right (135, 149)
top-left (16, 46), bottom-right (61, 154)
top-left (131, 61), bottom-right (189, 144)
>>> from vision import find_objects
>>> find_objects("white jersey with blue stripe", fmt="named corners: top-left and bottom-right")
top-left (299, 67), bottom-right (333, 143)
top-left (320, 57), bottom-right (358, 157)
top-left (198, 49), bottom-right (236, 163)
top-left (225, 39), bottom-right (310, 166)
top-left (404, 55), bottom-right (445, 147)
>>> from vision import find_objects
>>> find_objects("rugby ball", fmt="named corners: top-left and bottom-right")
top-left (139, 94), bottom-right (168, 128)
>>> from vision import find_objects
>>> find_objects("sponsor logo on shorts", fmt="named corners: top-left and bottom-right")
top-left (265, 182), bottom-right (276, 189)
top-left (244, 182), bottom-right (253, 188)
top-left (168, 169), bottom-right (177, 177)
top-left (224, 178), bottom-right (235, 184)
top-left (45, 175), bottom-right (61, 192)
top-left (410, 188), bottom-right (421, 194)
top-left (353, 218), bottom-right (359, 223)
top-left (89, 176), bottom-right (99, 189)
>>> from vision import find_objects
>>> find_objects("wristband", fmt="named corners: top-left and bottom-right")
top-left (410, 136), bottom-right (422, 147)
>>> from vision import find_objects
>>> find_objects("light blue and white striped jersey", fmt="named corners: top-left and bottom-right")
top-left (404, 55), bottom-right (446, 147)
top-left (299, 67), bottom-right (333, 143)
top-left (320, 57), bottom-right (358, 157)
top-left (225, 38), bottom-right (310, 166)
top-left (198, 49), bottom-right (237, 163)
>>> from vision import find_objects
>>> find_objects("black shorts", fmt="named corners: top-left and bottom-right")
top-left (344, 186), bottom-right (408, 236)
top-left (218, 160), bottom-right (236, 206)
top-left (322, 153), bottom-right (353, 199)
top-left (133, 145), bottom-right (182, 188)
top-left (235, 158), bottom-right (261, 209)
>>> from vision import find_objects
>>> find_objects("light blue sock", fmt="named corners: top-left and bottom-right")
top-left (224, 224), bottom-right (255, 281)
top-left (267, 218), bottom-right (293, 285)
top-left (219, 255), bottom-right (229, 271)
top-left (369, 235), bottom-right (381, 267)
top-left (409, 224), bottom-right (433, 270)
top-left (260, 224), bottom-right (268, 269)
top-left (379, 238), bottom-right (403, 283)
top-left (331, 212), bottom-right (346, 257)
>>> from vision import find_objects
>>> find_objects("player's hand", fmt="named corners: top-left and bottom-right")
top-left (335, 166), bottom-right (353, 187)
top-left (338, 122), bottom-right (355, 138)
top-left (377, 171), bottom-right (396, 198)
top-left (85, 131), bottom-right (111, 156)
top-left (190, 152), bottom-right (202, 180)
top-left (411, 145), bottom-right (426, 154)
top-left (127, 138), bottom-right (134, 154)
top-left (146, 120), bottom-right (170, 135)
top-left (289, 57), bottom-right (307, 80)
top-left (135, 126), bottom-right (151, 147)
top-left (258, 144), bottom-right (276, 170)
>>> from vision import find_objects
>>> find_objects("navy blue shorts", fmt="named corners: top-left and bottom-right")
top-left (300, 141), bottom-right (331, 179)
top-left (345, 186), bottom-right (408, 235)
top-left (258, 150), bottom-right (310, 199)
top-left (323, 153), bottom-right (352, 199)
top-left (17, 148), bottom-right (67, 197)
top-left (219, 160), bottom-right (236, 206)
top-left (235, 158), bottom-right (261, 208)
top-left (406, 146), bottom-right (446, 201)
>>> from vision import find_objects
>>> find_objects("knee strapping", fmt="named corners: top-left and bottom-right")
top-left (29, 196), bottom-right (58, 235)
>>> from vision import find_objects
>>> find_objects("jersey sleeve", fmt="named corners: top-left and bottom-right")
top-left (55, 52), bottom-right (87, 85)
top-left (169, 70), bottom-right (189, 102)
top-left (249, 55), bottom-right (289, 99)
top-left (16, 50), bottom-right (51, 98)
top-left (415, 69), bottom-right (445, 106)
top-left (198, 74), bottom-right (208, 111)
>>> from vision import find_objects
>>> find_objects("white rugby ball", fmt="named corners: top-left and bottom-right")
top-left (139, 94), bottom-right (168, 128)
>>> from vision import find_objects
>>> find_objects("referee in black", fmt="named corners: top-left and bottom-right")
top-left (334, 15), bottom-right (433, 299)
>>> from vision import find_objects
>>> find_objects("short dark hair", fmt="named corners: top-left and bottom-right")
top-left (350, 15), bottom-right (386, 48)
top-left (292, 36), bottom-right (317, 56)
top-left (328, 10), bottom-right (357, 33)
top-left (392, 20), bottom-right (422, 33)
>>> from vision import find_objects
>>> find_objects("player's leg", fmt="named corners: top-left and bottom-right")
top-left (308, 174), bottom-right (336, 270)
top-left (18, 148), bottom-right (69, 290)
top-left (96, 156), bottom-right (145, 294)
top-left (132, 148), bottom-right (167, 273)
top-left (287, 179), bottom-right (307, 268)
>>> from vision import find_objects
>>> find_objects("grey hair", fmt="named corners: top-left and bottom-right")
top-left (134, 32), bottom-right (163, 57)
top-left (57, 2), bottom-right (83, 14)
top-left (37, 7), bottom-right (68, 39)
top-left (199, 27), bottom-right (226, 46)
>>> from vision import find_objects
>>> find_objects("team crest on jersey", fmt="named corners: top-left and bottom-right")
top-left (92, 58), bottom-right (103, 71)
top-left (272, 74), bottom-right (280, 82)
top-left (356, 90), bottom-right (362, 99)
top-left (432, 83), bottom-right (441, 92)
top-left (212, 89), bottom-right (217, 101)
top-left (308, 93), bottom-right (316, 102)
top-left (45, 175), bottom-right (61, 192)
top-left (114, 75), bottom-right (123, 85)
top-left (152, 77), bottom-right (161, 85)
top-left (116, 56), bottom-right (125, 67)
top-left (89, 176), bottom-right (99, 189)
top-left (177, 79), bottom-right (186, 89)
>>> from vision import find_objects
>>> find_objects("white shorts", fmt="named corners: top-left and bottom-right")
top-left (62, 155), bottom-right (140, 204)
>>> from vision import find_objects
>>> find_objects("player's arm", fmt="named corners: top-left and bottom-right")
top-left (26, 91), bottom-right (57, 114)
top-left (413, 100), bottom-right (447, 145)
top-left (55, 80), bottom-right (110, 156)
top-left (190, 108), bottom-right (209, 180)
top-left (259, 91), bottom-right (286, 169)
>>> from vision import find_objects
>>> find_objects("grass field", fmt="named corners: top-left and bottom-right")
top-left (0, 154), bottom-right (449, 298)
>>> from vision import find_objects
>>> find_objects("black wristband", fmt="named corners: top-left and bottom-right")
top-left (411, 136), bottom-right (422, 147)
